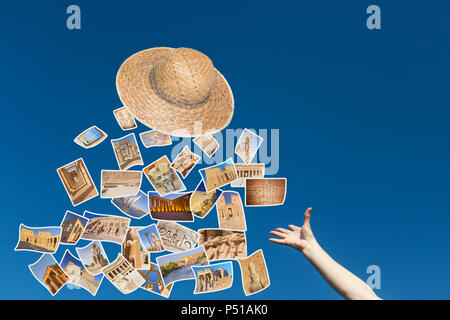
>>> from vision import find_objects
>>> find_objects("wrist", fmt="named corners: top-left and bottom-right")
top-left (301, 238), bottom-right (322, 260)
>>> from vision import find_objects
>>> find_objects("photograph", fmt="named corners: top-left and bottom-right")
top-left (192, 261), bottom-right (233, 294)
top-left (231, 163), bottom-right (265, 188)
top-left (60, 249), bottom-right (104, 296)
top-left (28, 254), bottom-right (69, 296)
top-left (139, 130), bottom-right (172, 148)
top-left (156, 245), bottom-right (208, 286)
top-left (74, 125), bottom-right (108, 149)
top-left (57, 158), bottom-right (98, 206)
top-left (235, 129), bottom-right (263, 164)
top-left (171, 145), bottom-right (200, 178)
top-left (137, 224), bottom-right (165, 253)
top-left (216, 191), bottom-right (247, 231)
top-left (113, 106), bottom-right (137, 130)
top-left (193, 135), bottom-right (219, 157)
top-left (122, 227), bottom-right (150, 270)
top-left (82, 211), bottom-right (130, 244)
top-left (111, 133), bottom-right (143, 170)
top-left (237, 249), bottom-right (270, 296)
top-left (148, 191), bottom-right (193, 222)
top-left (100, 170), bottom-right (142, 198)
top-left (15, 224), bottom-right (61, 253)
top-left (245, 178), bottom-right (287, 206)
top-left (199, 158), bottom-right (237, 192)
top-left (190, 180), bottom-right (222, 219)
top-left (143, 156), bottom-right (186, 196)
top-left (157, 221), bottom-right (200, 253)
top-left (138, 263), bottom-right (173, 298)
top-left (198, 229), bottom-right (247, 261)
top-left (102, 254), bottom-right (145, 294)
top-left (59, 211), bottom-right (89, 245)
top-left (111, 190), bottom-right (149, 219)
top-left (76, 241), bottom-right (109, 276)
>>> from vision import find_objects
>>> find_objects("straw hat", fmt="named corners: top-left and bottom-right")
top-left (116, 47), bottom-right (234, 137)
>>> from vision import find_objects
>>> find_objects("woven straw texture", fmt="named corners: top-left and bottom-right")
top-left (116, 47), bottom-right (234, 137)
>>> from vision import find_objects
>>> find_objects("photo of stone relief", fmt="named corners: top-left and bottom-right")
top-left (100, 170), bottom-right (142, 198)
top-left (143, 156), bottom-right (186, 196)
top-left (139, 130), bottom-right (172, 148)
top-left (193, 261), bottom-right (233, 294)
top-left (171, 145), bottom-right (200, 178)
top-left (199, 158), bottom-right (237, 192)
top-left (121, 227), bottom-right (150, 270)
top-left (245, 178), bottom-right (287, 206)
top-left (157, 221), bottom-right (200, 253)
top-left (235, 129), bottom-right (263, 164)
top-left (102, 254), bottom-right (145, 294)
top-left (15, 224), bottom-right (61, 253)
top-left (190, 180), bottom-right (223, 219)
top-left (28, 254), bottom-right (70, 296)
top-left (76, 241), bottom-right (109, 276)
top-left (111, 133), bottom-right (143, 170)
top-left (198, 229), bottom-right (247, 261)
top-left (59, 211), bottom-right (88, 245)
top-left (237, 249), bottom-right (270, 296)
top-left (231, 163), bottom-right (265, 188)
top-left (216, 191), bottom-right (247, 231)
top-left (148, 191), bottom-right (193, 222)
top-left (138, 263), bottom-right (174, 298)
top-left (81, 211), bottom-right (130, 244)
top-left (74, 125), bottom-right (108, 149)
top-left (193, 134), bottom-right (219, 157)
top-left (113, 106), bottom-right (137, 130)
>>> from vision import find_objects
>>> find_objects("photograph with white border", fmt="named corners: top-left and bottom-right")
top-left (245, 177), bottom-right (287, 207)
top-left (192, 261), bottom-right (233, 294)
top-left (190, 180), bottom-right (223, 219)
top-left (101, 253), bottom-right (145, 294)
top-left (193, 134), bottom-right (219, 157)
top-left (59, 210), bottom-right (88, 245)
top-left (235, 128), bottom-right (264, 164)
top-left (28, 254), bottom-right (69, 296)
top-left (75, 241), bottom-right (109, 276)
top-left (113, 106), bottom-right (137, 130)
top-left (100, 170), bottom-right (142, 198)
top-left (142, 155), bottom-right (186, 196)
top-left (138, 263), bottom-right (174, 298)
top-left (198, 228), bottom-right (247, 262)
top-left (231, 163), bottom-right (265, 188)
top-left (139, 130), bottom-right (172, 148)
top-left (199, 158), bottom-right (237, 192)
top-left (157, 221), bottom-right (200, 253)
top-left (148, 191), bottom-right (193, 222)
top-left (237, 249), bottom-right (270, 296)
top-left (111, 190), bottom-right (149, 219)
top-left (15, 224), bottom-right (61, 253)
top-left (74, 125), bottom-right (108, 149)
top-left (216, 191), bottom-right (247, 231)
top-left (111, 133), bottom-right (144, 170)
top-left (81, 211), bottom-right (130, 244)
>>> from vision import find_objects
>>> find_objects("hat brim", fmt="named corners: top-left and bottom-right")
top-left (116, 47), bottom-right (234, 137)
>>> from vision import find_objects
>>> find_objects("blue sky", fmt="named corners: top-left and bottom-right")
top-left (112, 190), bottom-right (149, 213)
top-left (28, 254), bottom-right (60, 284)
top-left (81, 126), bottom-right (103, 143)
top-left (137, 224), bottom-right (160, 247)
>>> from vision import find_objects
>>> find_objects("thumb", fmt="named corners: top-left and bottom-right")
top-left (303, 207), bottom-right (312, 228)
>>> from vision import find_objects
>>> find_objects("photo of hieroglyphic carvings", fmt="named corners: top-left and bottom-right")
top-left (157, 221), bottom-right (200, 253)
top-left (199, 229), bottom-right (247, 261)
top-left (216, 191), bottom-right (247, 231)
top-left (74, 126), bottom-right (107, 149)
top-left (199, 158), bottom-right (237, 192)
top-left (111, 133), bottom-right (143, 170)
top-left (235, 129), bottom-right (263, 164)
top-left (156, 245), bottom-right (208, 286)
top-left (122, 227), bottom-right (150, 270)
top-left (139, 130), bottom-right (172, 148)
top-left (113, 106), bottom-right (137, 130)
top-left (60, 250), bottom-right (104, 296)
top-left (148, 191), bottom-right (193, 222)
top-left (193, 262), bottom-right (233, 294)
top-left (102, 254), bottom-right (145, 294)
top-left (231, 163), bottom-right (265, 188)
top-left (138, 263), bottom-right (173, 298)
top-left (190, 180), bottom-right (222, 219)
top-left (111, 190), bottom-right (149, 219)
top-left (143, 156), bottom-right (186, 196)
top-left (28, 254), bottom-right (69, 296)
top-left (100, 170), bottom-right (142, 198)
top-left (237, 249), bottom-right (270, 296)
top-left (76, 241), bottom-right (109, 276)
top-left (171, 145), bottom-right (200, 178)
top-left (137, 224), bottom-right (165, 253)
top-left (245, 178), bottom-right (286, 206)
top-left (193, 134), bottom-right (219, 157)
top-left (15, 224), bottom-right (61, 253)
top-left (60, 211), bottom-right (88, 245)
top-left (57, 158), bottom-right (98, 206)
top-left (82, 211), bottom-right (130, 244)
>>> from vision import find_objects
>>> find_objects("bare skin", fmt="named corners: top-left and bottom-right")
top-left (269, 208), bottom-right (381, 300)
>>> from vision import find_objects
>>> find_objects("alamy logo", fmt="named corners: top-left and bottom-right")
top-left (66, 5), bottom-right (81, 30)
top-left (366, 5), bottom-right (381, 30)
top-left (366, 265), bottom-right (381, 289)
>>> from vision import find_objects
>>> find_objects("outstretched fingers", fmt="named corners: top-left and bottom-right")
top-left (269, 238), bottom-right (286, 245)
top-left (270, 230), bottom-right (287, 239)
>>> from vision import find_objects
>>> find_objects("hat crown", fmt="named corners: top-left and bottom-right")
top-left (152, 48), bottom-right (216, 106)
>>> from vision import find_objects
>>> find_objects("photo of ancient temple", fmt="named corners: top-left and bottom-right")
top-left (235, 129), bottom-right (263, 164)
top-left (148, 191), bottom-right (193, 221)
top-left (143, 156), bottom-right (186, 196)
top-left (157, 221), bottom-right (200, 252)
top-left (139, 130), bottom-right (172, 148)
top-left (111, 133), bottom-right (143, 170)
top-left (193, 134), bottom-right (219, 157)
top-left (113, 106), bottom-right (137, 130)
top-left (190, 180), bottom-right (222, 219)
top-left (171, 145), bottom-right (200, 178)
top-left (100, 170), bottom-right (142, 198)
top-left (138, 263), bottom-right (173, 298)
top-left (199, 158), bottom-right (237, 191)
top-left (231, 163), bottom-right (265, 187)
top-left (76, 241), bottom-right (109, 275)
top-left (245, 178), bottom-right (287, 206)
top-left (82, 211), bottom-right (130, 244)
top-left (199, 229), bottom-right (247, 261)
top-left (102, 254), bottom-right (145, 294)
top-left (15, 224), bottom-right (61, 253)
top-left (237, 249), bottom-right (270, 296)
top-left (216, 191), bottom-right (247, 231)
top-left (122, 227), bottom-right (150, 269)
top-left (28, 254), bottom-right (69, 296)
top-left (74, 125), bottom-right (107, 149)
top-left (111, 190), bottom-right (149, 219)
top-left (60, 211), bottom-right (88, 244)
top-left (156, 245), bottom-right (208, 286)
top-left (193, 262), bottom-right (233, 294)
top-left (137, 224), bottom-right (164, 253)
top-left (60, 250), bottom-right (103, 296)
top-left (57, 158), bottom-right (99, 206)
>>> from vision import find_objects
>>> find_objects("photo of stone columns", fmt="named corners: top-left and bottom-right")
top-left (60, 250), bottom-right (104, 296)
top-left (111, 190), bottom-right (149, 219)
top-left (59, 211), bottom-right (88, 245)
top-left (137, 224), bottom-right (165, 253)
top-left (193, 134), bottom-right (219, 157)
top-left (237, 249), bottom-right (270, 296)
top-left (171, 145), bottom-right (201, 178)
top-left (231, 163), bottom-right (265, 188)
top-left (81, 211), bottom-right (130, 244)
top-left (113, 106), bottom-right (137, 130)
top-left (111, 133), bottom-right (144, 170)
top-left (193, 261), bottom-right (233, 294)
top-left (143, 156), bottom-right (186, 196)
top-left (139, 130), bottom-right (172, 148)
top-left (100, 170), bottom-right (142, 198)
top-left (102, 254), bottom-right (145, 294)
top-left (57, 158), bottom-right (99, 206)
top-left (235, 129), bottom-right (263, 164)
top-left (199, 158), bottom-right (238, 192)
top-left (28, 254), bottom-right (69, 296)
top-left (74, 125), bottom-right (108, 149)
top-left (245, 178), bottom-right (287, 206)
top-left (121, 227), bottom-right (150, 270)
top-left (198, 229), bottom-right (247, 261)
top-left (15, 224), bottom-right (61, 253)
top-left (190, 180), bottom-right (223, 219)
top-left (148, 191), bottom-right (193, 222)
top-left (138, 263), bottom-right (173, 298)
top-left (216, 191), bottom-right (247, 231)
top-left (157, 221), bottom-right (200, 253)
top-left (76, 241), bottom-right (109, 276)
